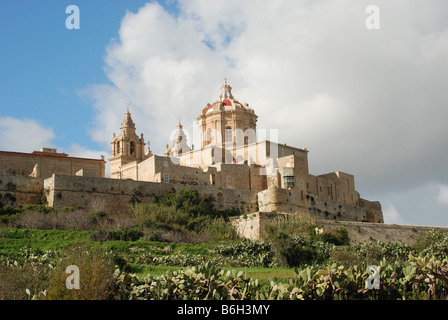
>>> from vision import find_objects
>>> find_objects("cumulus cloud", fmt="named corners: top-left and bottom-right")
top-left (382, 203), bottom-right (408, 225)
top-left (0, 117), bottom-right (55, 152)
top-left (67, 143), bottom-right (110, 177)
top-left (67, 143), bottom-right (107, 160)
top-left (85, 0), bottom-right (448, 202)
top-left (436, 184), bottom-right (448, 206)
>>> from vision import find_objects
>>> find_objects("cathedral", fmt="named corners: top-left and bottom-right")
top-left (109, 81), bottom-right (383, 223)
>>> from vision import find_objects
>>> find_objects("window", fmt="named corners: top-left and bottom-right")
top-left (164, 173), bottom-right (169, 183)
top-left (225, 127), bottom-right (232, 142)
top-left (205, 128), bottom-right (212, 144)
top-left (130, 141), bottom-right (135, 155)
top-left (116, 142), bottom-right (120, 154)
top-left (345, 179), bottom-right (350, 191)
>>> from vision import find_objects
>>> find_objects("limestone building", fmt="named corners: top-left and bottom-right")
top-left (0, 147), bottom-right (106, 179)
top-left (110, 82), bottom-right (383, 223)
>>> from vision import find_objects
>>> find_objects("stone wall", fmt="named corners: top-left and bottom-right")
top-left (231, 212), bottom-right (448, 245)
top-left (230, 212), bottom-right (285, 240)
top-left (317, 220), bottom-right (448, 245)
top-left (257, 186), bottom-right (383, 223)
top-left (0, 174), bottom-right (43, 207)
top-left (44, 174), bottom-right (259, 216)
top-left (0, 150), bottom-right (105, 180)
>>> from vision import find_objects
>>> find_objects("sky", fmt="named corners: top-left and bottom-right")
top-left (1, 0), bottom-right (448, 227)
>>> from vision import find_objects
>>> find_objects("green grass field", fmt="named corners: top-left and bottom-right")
top-left (0, 228), bottom-right (295, 282)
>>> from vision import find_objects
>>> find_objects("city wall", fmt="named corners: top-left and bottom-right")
top-left (0, 173), bottom-right (43, 207)
top-left (44, 174), bottom-right (259, 216)
top-left (257, 187), bottom-right (383, 223)
top-left (230, 212), bottom-right (448, 244)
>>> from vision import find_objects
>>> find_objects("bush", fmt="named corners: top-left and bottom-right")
top-left (0, 261), bottom-right (50, 300)
top-left (216, 239), bottom-right (278, 268)
top-left (310, 226), bottom-right (350, 246)
top-left (15, 210), bottom-right (94, 230)
top-left (271, 234), bottom-right (334, 268)
top-left (204, 217), bottom-right (239, 241)
top-left (45, 244), bottom-right (115, 300)
top-left (91, 228), bottom-right (143, 242)
top-left (263, 212), bottom-right (316, 239)
top-left (129, 189), bottom-right (240, 243)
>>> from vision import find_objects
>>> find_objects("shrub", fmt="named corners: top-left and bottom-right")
top-left (310, 227), bottom-right (350, 246)
top-left (264, 212), bottom-right (316, 239)
top-left (44, 244), bottom-right (115, 300)
top-left (23, 205), bottom-right (53, 214)
top-left (204, 217), bottom-right (239, 241)
top-left (91, 227), bottom-right (143, 242)
top-left (216, 239), bottom-right (278, 268)
top-left (0, 261), bottom-right (50, 300)
top-left (15, 210), bottom-right (94, 230)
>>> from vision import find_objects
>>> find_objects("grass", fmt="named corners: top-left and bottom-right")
top-left (0, 228), bottom-right (215, 258)
top-left (0, 228), bottom-right (92, 255)
top-left (0, 227), bottom-right (298, 285)
top-left (132, 265), bottom-right (297, 284)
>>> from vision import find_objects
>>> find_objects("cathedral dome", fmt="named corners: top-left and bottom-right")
top-left (201, 81), bottom-right (254, 115)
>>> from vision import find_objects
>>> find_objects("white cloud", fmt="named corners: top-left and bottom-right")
top-left (67, 143), bottom-right (107, 160)
top-left (382, 203), bottom-right (408, 225)
top-left (84, 0), bottom-right (448, 224)
top-left (436, 184), bottom-right (448, 206)
top-left (67, 143), bottom-right (110, 177)
top-left (0, 117), bottom-right (55, 152)
top-left (0, 117), bottom-right (110, 177)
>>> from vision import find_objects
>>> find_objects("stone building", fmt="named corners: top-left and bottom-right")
top-left (110, 81), bottom-right (383, 224)
top-left (0, 147), bottom-right (106, 208)
top-left (0, 147), bottom-right (106, 179)
top-left (110, 109), bottom-right (152, 179)
top-left (0, 80), bottom-right (383, 238)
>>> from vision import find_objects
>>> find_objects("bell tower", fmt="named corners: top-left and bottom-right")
top-left (110, 109), bottom-right (151, 179)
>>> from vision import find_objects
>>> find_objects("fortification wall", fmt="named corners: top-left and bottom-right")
top-left (317, 220), bottom-right (448, 245)
top-left (231, 212), bottom-right (448, 245)
top-left (44, 174), bottom-right (259, 215)
top-left (230, 212), bottom-right (285, 240)
top-left (257, 187), bottom-right (383, 223)
top-left (0, 174), bottom-right (43, 207)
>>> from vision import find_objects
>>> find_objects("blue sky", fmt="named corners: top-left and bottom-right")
top-left (0, 0), bottom-right (175, 153)
top-left (1, 1), bottom-right (448, 227)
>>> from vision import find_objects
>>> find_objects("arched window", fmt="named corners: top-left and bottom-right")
top-left (345, 179), bottom-right (350, 191)
top-left (244, 136), bottom-right (249, 146)
top-left (130, 141), bottom-right (135, 155)
top-left (116, 142), bottom-right (120, 154)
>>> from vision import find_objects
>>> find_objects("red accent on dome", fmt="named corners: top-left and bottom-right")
top-left (222, 99), bottom-right (232, 106)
